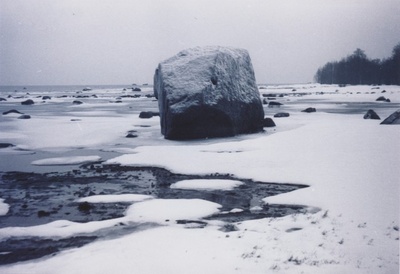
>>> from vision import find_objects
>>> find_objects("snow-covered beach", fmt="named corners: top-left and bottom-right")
top-left (0, 84), bottom-right (399, 273)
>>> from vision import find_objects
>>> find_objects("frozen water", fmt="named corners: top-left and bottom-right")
top-left (31, 155), bottom-right (102, 166)
top-left (0, 84), bottom-right (399, 273)
top-left (170, 179), bottom-right (243, 191)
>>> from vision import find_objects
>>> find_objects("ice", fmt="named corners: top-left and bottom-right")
top-left (31, 155), bottom-right (102, 166)
top-left (0, 199), bottom-right (9, 216)
top-left (170, 179), bottom-right (243, 191)
top-left (77, 194), bottom-right (153, 203)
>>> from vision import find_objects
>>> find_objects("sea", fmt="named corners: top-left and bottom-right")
top-left (0, 85), bottom-right (150, 94)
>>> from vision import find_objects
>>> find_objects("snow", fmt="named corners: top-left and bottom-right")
top-left (0, 199), bottom-right (9, 216)
top-left (8, 115), bottom-right (138, 150)
top-left (77, 194), bottom-right (153, 203)
top-left (170, 179), bottom-right (243, 191)
top-left (0, 219), bottom-right (125, 240)
top-left (125, 199), bottom-right (221, 224)
top-left (103, 105), bottom-right (399, 273)
top-left (31, 155), bottom-right (102, 166)
top-left (0, 84), bottom-right (399, 273)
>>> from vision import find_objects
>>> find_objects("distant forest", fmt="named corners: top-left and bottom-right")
top-left (314, 43), bottom-right (400, 85)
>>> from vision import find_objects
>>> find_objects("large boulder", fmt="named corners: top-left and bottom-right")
top-left (381, 109), bottom-right (400, 125)
top-left (153, 46), bottom-right (264, 140)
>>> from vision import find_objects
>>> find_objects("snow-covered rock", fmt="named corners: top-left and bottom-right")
top-left (381, 109), bottom-right (400, 124)
top-left (153, 46), bottom-right (264, 140)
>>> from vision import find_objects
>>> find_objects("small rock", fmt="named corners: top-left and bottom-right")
top-left (126, 133), bottom-right (138, 138)
top-left (21, 99), bottom-right (34, 105)
top-left (78, 202), bottom-right (92, 212)
top-left (133, 87), bottom-right (141, 92)
top-left (0, 97), bottom-right (6, 101)
top-left (3, 109), bottom-right (23, 115)
top-left (42, 96), bottom-right (51, 100)
top-left (139, 111), bottom-right (159, 119)
top-left (18, 114), bottom-right (31, 119)
top-left (0, 143), bottom-right (14, 148)
top-left (220, 223), bottom-right (239, 232)
top-left (376, 96), bottom-right (387, 102)
top-left (380, 109), bottom-right (400, 125)
top-left (72, 100), bottom-right (83, 105)
top-left (363, 109), bottom-right (380, 120)
top-left (385, 98), bottom-right (391, 102)
top-left (274, 112), bottom-right (290, 118)
top-left (301, 107), bottom-right (316, 113)
top-left (262, 117), bottom-right (276, 127)
top-left (268, 101), bottom-right (283, 107)
top-left (262, 93), bottom-right (276, 98)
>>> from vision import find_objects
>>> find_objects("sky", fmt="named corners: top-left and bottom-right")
top-left (0, 0), bottom-right (399, 85)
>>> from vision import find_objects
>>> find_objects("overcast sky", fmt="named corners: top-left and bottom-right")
top-left (1, 0), bottom-right (399, 85)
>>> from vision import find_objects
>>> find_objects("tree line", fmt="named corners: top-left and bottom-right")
top-left (314, 43), bottom-right (400, 85)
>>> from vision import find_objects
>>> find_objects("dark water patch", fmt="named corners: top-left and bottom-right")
top-left (0, 164), bottom-right (308, 264)
top-left (0, 222), bottom-right (156, 266)
top-left (0, 236), bottom-right (97, 265)
top-left (0, 165), bottom-right (308, 228)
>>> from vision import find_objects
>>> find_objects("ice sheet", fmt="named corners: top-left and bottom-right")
top-left (170, 179), bottom-right (243, 191)
top-left (31, 155), bottom-right (102, 166)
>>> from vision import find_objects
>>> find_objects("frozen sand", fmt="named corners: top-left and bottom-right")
top-left (0, 84), bottom-right (399, 273)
